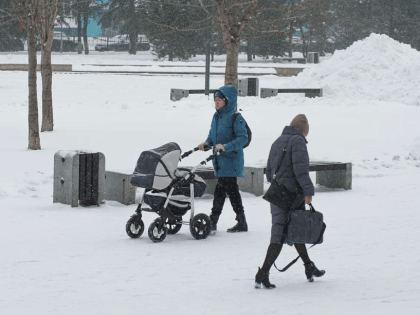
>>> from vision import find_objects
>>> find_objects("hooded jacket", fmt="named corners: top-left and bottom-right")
top-left (266, 126), bottom-right (314, 196)
top-left (205, 85), bottom-right (248, 178)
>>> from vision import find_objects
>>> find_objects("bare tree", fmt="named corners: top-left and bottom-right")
top-left (39, 0), bottom-right (60, 132)
top-left (8, 0), bottom-right (42, 149)
top-left (198, 0), bottom-right (259, 88)
top-left (7, 0), bottom-right (60, 148)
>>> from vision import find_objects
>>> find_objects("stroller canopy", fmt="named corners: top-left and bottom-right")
top-left (131, 142), bottom-right (182, 190)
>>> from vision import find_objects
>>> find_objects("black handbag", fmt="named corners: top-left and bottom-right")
top-left (274, 203), bottom-right (326, 273)
top-left (263, 137), bottom-right (304, 209)
top-left (287, 203), bottom-right (325, 245)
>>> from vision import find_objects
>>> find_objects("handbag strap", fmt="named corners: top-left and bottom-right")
top-left (272, 135), bottom-right (297, 180)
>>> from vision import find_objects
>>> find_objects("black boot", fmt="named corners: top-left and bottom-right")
top-left (209, 213), bottom-right (219, 236)
top-left (304, 261), bottom-right (325, 282)
top-left (255, 267), bottom-right (276, 289)
top-left (227, 213), bottom-right (248, 233)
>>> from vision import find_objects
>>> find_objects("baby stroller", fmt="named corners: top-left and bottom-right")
top-left (126, 142), bottom-right (219, 243)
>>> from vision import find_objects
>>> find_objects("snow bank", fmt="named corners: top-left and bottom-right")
top-left (288, 33), bottom-right (420, 106)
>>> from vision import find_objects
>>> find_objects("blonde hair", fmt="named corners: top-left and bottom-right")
top-left (290, 114), bottom-right (309, 134)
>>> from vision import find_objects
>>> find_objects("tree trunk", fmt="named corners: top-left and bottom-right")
top-left (77, 12), bottom-right (83, 54)
top-left (128, 31), bottom-right (137, 55)
top-left (169, 50), bottom-right (173, 61)
top-left (41, 45), bottom-right (54, 132)
top-left (389, 0), bottom-right (395, 39)
top-left (301, 26), bottom-right (306, 58)
top-left (40, 5), bottom-right (57, 132)
top-left (209, 0), bottom-right (258, 90)
top-left (288, 22), bottom-right (294, 58)
top-left (83, 13), bottom-right (89, 54)
top-left (128, 0), bottom-right (137, 55)
top-left (288, 0), bottom-right (295, 58)
top-left (27, 22), bottom-right (41, 150)
top-left (224, 40), bottom-right (240, 88)
top-left (247, 40), bottom-right (252, 61)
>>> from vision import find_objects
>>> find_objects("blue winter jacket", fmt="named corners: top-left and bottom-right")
top-left (205, 85), bottom-right (248, 178)
top-left (266, 126), bottom-right (314, 196)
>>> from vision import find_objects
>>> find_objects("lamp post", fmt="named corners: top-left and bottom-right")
top-left (60, 2), bottom-right (64, 53)
top-left (205, 29), bottom-right (211, 96)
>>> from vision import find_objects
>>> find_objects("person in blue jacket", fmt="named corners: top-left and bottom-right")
top-left (198, 85), bottom-right (248, 235)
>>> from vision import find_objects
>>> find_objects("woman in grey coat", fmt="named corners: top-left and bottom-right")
top-left (255, 114), bottom-right (325, 289)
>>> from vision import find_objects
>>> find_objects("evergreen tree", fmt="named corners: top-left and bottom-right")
top-left (0, 0), bottom-right (27, 51)
top-left (100, 0), bottom-right (143, 54)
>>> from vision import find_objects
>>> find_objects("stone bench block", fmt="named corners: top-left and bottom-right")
top-left (170, 89), bottom-right (189, 101)
top-left (105, 171), bottom-right (137, 205)
top-left (238, 78), bottom-right (259, 97)
top-left (53, 150), bottom-right (106, 207)
top-left (316, 163), bottom-right (352, 190)
top-left (307, 52), bottom-right (319, 64)
top-left (260, 88), bottom-right (279, 98)
top-left (194, 166), bottom-right (265, 196)
top-left (238, 167), bottom-right (265, 196)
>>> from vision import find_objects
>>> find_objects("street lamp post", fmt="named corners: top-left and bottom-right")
top-left (60, 3), bottom-right (64, 53)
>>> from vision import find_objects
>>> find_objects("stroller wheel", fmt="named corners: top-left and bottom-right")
top-left (190, 213), bottom-right (212, 240)
top-left (126, 215), bottom-right (145, 238)
top-left (167, 220), bottom-right (182, 235)
top-left (148, 218), bottom-right (168, 243)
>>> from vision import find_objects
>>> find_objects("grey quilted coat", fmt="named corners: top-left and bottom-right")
top-left (266, 126), bottom-right (314, 197)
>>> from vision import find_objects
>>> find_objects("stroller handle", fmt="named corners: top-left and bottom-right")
top-left (201, 150), bottom-right (221, 165)
top-left (181, 148), bottom-right (222, 179)
top-left (181, 145), bottom-right (212, 159)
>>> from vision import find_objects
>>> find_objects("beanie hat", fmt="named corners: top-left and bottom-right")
top-left (214, 90), bottom-right (228, 105)
top-left (290, 114), bottom-right (309, 134)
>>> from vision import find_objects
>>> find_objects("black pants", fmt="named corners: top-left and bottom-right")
top-left (211, 177), bottom-right (244, 217)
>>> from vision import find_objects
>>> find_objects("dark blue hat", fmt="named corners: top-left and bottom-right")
top-left (214, 90), bottom-right (227, 104)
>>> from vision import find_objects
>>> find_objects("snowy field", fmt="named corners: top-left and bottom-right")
top-left (0, 34), bottom-right (419, 314)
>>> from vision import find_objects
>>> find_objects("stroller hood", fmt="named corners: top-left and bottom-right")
top-left (131, 142), bottom-right (181, 190)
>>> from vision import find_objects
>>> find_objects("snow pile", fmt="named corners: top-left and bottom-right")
top-left (288, 33), bottom-right (420, 105)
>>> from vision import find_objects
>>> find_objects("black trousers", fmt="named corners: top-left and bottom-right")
top-left (211, 177), bottom-right (244, 217)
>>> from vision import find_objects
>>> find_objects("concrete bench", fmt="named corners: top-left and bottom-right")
top-left (310, 161), bottom-right (352, 190)
top-left (260, 88), bottom-right (323, 98)
top-left (192, 161), bottom-right (351, 197)
top-left (264, 161), bottom-right (352, 190)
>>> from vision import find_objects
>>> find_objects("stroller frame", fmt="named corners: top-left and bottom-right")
top-left (126, 146), bottom-right (220, 242)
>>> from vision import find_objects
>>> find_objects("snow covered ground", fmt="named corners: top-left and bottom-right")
top-left (0, 34), bottom-right (419, 314)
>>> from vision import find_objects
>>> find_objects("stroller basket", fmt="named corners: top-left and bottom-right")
top-left (144, 191), bottom-right (191, 216)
